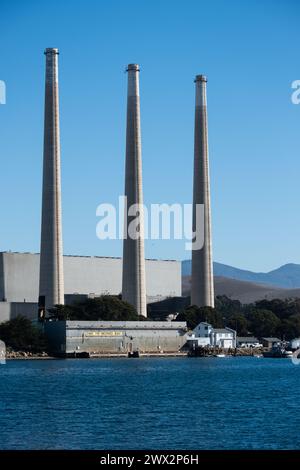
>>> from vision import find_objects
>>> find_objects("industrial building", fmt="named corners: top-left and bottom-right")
top-left (45, 320), bottom-right (188, 356)
top-left (0, 52), bottom-right (215, 364)
top-left (0, 251), bottom-right (181, 322)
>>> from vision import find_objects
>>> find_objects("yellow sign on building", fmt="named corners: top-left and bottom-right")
top-left (85, 331), bottom-right (123, 337)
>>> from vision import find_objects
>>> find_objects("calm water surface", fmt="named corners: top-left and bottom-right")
top-left (0, 357), bottom-right (299, 449)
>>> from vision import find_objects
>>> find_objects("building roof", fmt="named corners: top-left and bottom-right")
top-left (237, 336), bottom-right (259, 342)
top-left (262, 337), bottom-right (281, 342)
top-left (62, 320), bottom-right (187, 330)
top-left (214, 328), bottom-right (233, 334)
top-left (0, 251), bottom-right (178, 263)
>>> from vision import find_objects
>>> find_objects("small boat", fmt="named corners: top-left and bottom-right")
top-left (263, 346), bottom-right (292, 358)
top-left (214, 353), bottom-right (226, 358)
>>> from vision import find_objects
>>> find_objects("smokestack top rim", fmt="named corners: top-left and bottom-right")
top-left (44, 48), bottom-right (59, 55)
top-left (194, 74), bottom-right (207, 83)
top-left (126, 63), bottom-right (140, 72)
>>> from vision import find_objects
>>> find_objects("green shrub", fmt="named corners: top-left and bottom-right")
top-left (0, 316), bottom-right (47, 352)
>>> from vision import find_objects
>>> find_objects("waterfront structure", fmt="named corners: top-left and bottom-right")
top-left (0, 252), bottom-right (181, 322)
top-left (122, 64), bottom-right (147, 317)
top-left (38, 48), bottom-right (64, 318)
top-left (191, 75), bottom-right (214, 308)
top-left (212, 327), bottom-right (236, 349)
top-left (261, 337), bottom-right (281, 349)
top-left (45, 320), bottom-right (188, 356)
top-left (187, 322), bottom-right (236, 349)
top-left (236, 337), bottom-right (262, 348)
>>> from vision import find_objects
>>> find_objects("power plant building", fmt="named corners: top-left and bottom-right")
top-left (0, 252), bottom-right (181, 322)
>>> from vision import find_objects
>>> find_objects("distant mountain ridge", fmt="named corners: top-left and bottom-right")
top-left (182, 260), bottom-right (300, 289)
top-left (182, 275), bottom-right (300, 304)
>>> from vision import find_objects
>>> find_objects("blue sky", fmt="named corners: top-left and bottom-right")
top-left (0, 0), bottom-right (299, 272)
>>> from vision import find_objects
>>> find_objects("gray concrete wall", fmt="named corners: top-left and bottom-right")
top-left (1, 253), bottom-right (40, 303)
top-left (0, 252), bottom-right (181, 304)
top-left (0, 303), bottom-right (10, 323)
top-left (0, 301), bottom-right (37, 323)
top-left (45, 320), bottom-right (187, 355)
top-left (64, 255), bottom-right (121, 296)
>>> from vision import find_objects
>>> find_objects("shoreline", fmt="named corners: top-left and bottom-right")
top-left (6, 352), bottom-right (188, 360)
top-left (4, 349), bottom-right (265, 360)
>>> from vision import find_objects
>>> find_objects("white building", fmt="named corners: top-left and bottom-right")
top-left (188, 322), bottom-right (236, 349)
top-left (212, 328), bottom-right (236, 349)
top-left (193, 321), bottom-right (213, 339)
top-left (289, 338), bottom-right (300, 351)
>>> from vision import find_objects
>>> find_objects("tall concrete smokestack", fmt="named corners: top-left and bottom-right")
top-left (122, 64), bottom-right (147, 317)
top-left (38, 48), bottom-right (64, 319)
top-left (191, 75), bottom-right (214, 308)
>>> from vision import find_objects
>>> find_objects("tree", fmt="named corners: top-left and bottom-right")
top-left (177, 305), bottom-right (223, 330)
top-left (226, 313), bottom-right (249, 336)
top-left (247, 309), bottom-right (281, 338)
top-left (49, 295), bottom-right (140, 321)
top-left (279, 314), bottom-right (300, 340)
top-left (215, 295), bottom-right (243, 317)
top-left (0, 316), bottom-right (47, 352)
top-left (254, 299), bottom-right (300, 320)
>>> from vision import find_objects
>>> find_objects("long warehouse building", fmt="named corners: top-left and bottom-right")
top-left (0, 252), bottom-right (181, 322)
top-left (45, 320), bottom-right (188, 357)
